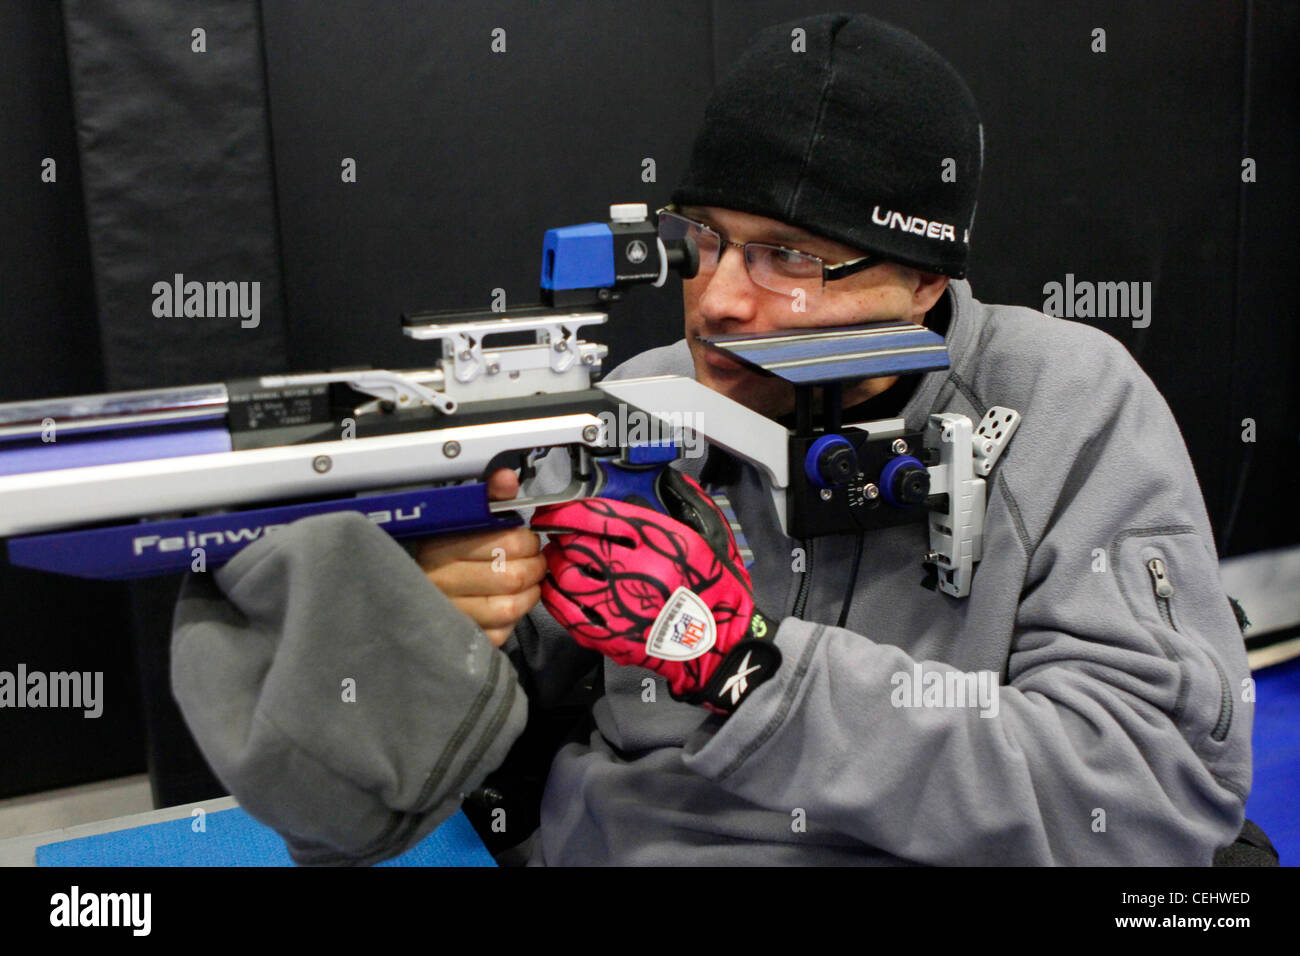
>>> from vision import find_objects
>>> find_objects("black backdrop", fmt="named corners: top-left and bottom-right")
top-left (1, 0), bottom-right (1296, 803)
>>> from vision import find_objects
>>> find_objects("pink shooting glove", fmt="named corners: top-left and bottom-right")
top-left (531, 469), bottom-right (780, 714)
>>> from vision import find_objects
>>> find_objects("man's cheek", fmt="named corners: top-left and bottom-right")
top-left (682, 281), bottom-right (703, 314)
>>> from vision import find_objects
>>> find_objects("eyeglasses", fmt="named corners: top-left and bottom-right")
top-left (656, 206), bottom-right (884, 298)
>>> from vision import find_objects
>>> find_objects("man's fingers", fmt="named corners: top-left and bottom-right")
top-left (414, 525), bottom-right (541, 565)
top-left (451, 586), bottom-right (542, 629)
top-left (426, 554), bottom-right (547, 598)
top-left (486, 467), bottom-right (521, 502)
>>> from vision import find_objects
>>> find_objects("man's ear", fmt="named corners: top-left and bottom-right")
top-left (911, 271), bottom-right (949, 320)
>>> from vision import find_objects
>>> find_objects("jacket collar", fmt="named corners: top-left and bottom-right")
top-left (899, 278), bottom-right (979, 431)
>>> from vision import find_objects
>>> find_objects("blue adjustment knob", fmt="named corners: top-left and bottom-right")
top-left (879, 455), bottom-right (930, 508)
top-left (805, 435), bottom-right (859, 489)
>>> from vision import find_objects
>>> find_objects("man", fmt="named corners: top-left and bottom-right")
top-left (173, 13), bottom-right (1251, 865)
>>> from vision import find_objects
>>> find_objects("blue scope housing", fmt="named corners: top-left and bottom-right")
top-left (540, 223), bottom-right (615, 293)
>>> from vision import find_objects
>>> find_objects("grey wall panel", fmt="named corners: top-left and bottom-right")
top-left (0, 3), bottom-right (102, 401)
top-left (0, 0), bottom-right (144, 799)
top-left (1220, 0), bottom-right (1299, 556)
top-left (62, 0), bottom-right (288, 389)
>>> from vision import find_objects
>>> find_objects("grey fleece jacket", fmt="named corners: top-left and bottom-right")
top-left (171, 278), bottom-right (1251, 866)
top-left (172, 511), bottom-right (527, 865)
top-left (514, 278), bottom-right (1251, 865)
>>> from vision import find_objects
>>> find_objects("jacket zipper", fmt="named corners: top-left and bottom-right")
top-left (1146, 557), bottom-right (1232, 742)
top-left (792, 538), bottom-right (814, 619)
top-left (1147, 557), bottom-right (1175, 627)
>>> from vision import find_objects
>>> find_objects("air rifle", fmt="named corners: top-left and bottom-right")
top-left (0, 203), bottom-right (1017, 597)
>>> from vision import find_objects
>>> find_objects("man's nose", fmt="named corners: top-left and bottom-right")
top-left (697, 245), bottom-right (761, 325)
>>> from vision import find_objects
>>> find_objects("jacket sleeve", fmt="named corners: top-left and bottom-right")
top-left (171, 511), bottom-right (528, 865)
top-left (678, 355), bottom-right (1252, 865)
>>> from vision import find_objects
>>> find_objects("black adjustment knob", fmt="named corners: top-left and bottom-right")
top-left (820, 444), bottom-right (858, 485)
top-left (804, 435), bottom-right (859, 488)
top-left (880, 455), bottom-right (930, 509)
top-left (893, 466), bottom-right (930, 506)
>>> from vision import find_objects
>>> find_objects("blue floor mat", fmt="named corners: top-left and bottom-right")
top-left (35, 807), bottom-right (495, 867)
top-left (1245, 655), bottom-right (1300, 865)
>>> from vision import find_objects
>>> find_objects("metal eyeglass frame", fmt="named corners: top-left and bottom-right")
top-left (656, 205), bottom-right (885, 296)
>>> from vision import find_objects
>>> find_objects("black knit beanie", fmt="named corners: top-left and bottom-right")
top-left (672, 13), bottom-right (983, 278)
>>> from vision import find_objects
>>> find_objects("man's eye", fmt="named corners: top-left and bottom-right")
top-left (769, 249), bottom-right (818, 275)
